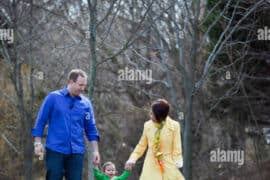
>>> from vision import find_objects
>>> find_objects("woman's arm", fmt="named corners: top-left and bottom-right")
top-left (127, 122), bottom-right (148, 163)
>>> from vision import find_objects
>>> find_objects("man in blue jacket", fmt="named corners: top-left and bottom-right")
top-left (32, 69), bottom-right (100, 180)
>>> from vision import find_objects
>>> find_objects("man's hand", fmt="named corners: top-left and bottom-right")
top-left (90, 141), bottom-right (100, 166)
top-left (92, 151), bottom-right (100, 167)
top-left (34, 142), bottom-right (44, 160)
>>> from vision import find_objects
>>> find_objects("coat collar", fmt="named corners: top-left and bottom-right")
top-left (165, 116), bottom-right (175, 131)
top-left (147, 116), bottom-right (175, 131)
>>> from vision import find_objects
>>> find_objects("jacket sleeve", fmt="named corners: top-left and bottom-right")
top-left (31, 93), bottom-right (54, 137)
top-left (128, 123), bottom-right (148, 163)
top-left (172, 122), bottom-right (183, 167)
top-left (93, 168), bottom-right (104, 179)
top-left (116, 170), bottom-right (131, 180)
top-left (84, 100), bottom-right (100, 142)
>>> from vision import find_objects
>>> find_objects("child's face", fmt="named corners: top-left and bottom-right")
top-left (105, 164), bottom-right (116, 178)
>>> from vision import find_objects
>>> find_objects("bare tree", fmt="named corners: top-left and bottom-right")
top-left (0, 0), bottom-right (36, 178)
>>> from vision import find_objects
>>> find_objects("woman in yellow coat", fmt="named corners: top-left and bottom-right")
top-left (126, 99), bottom-right (185, 180)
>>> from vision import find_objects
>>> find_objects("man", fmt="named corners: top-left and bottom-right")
top-left (32, 69), bottom-right (100, 180)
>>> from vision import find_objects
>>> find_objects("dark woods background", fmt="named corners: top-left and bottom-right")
top-left (0, 0), bottom-right (270, 179)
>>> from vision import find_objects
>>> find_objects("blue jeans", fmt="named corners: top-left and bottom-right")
top-left (46, 148), bottom-right (84, 180)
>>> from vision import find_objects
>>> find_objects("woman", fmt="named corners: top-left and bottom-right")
top-left (126, 99), bottom-right (185, 180)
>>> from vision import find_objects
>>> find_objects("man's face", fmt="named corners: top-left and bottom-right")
top-left (69, 76), bottom-right (87, 96)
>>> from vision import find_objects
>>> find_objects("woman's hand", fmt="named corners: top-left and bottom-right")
top-left (125, 161), bottom-right (135, 170)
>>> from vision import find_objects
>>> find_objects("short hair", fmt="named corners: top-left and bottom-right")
top-left (151, 99), bottom-right (170, 123)
top-left (68, 69), bottom-right (87, 82)
top-left (102, 161), bottom-right (115, 172)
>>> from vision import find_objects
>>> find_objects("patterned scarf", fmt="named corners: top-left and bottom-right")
top-left (153, 121), bottom-right (165, 173)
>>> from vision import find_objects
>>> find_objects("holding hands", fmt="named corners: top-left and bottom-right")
top-left (125, 160), bottom-right (135, 171)
top-left (92, 151), bottom-right (100, 167)
top-left (34, 137), bottom-right (44, 160)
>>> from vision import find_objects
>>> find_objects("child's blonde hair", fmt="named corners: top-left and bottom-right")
top-left (102, 161), bottom-right (115, 172)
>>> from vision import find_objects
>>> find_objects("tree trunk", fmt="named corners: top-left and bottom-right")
top-left (183, 1), bottom-right (199, 178)
top-left (22, 113), bottom-right (34, 180)
top-left (87, 1), bottom-right (98, 180)
top-left (183, 93), bottom-right (193, 180)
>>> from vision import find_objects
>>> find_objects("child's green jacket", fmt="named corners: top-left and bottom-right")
top-left (93, 168), bottom-right (131, 180)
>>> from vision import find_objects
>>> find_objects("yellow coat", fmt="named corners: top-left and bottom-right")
top-left (128, 117), bottom-right (185, 180)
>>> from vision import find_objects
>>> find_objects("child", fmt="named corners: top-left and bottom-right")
top-left (93, 161), bottom-right (131, 180)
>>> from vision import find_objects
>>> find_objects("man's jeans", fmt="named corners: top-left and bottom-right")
top-left (46, 148), bottom-right (84, 180)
